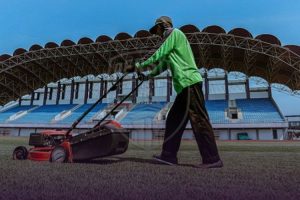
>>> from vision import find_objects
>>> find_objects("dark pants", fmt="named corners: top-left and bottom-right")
top-left (162, 82), bottom-right (221, 164)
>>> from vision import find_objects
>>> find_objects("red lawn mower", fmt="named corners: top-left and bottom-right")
top-left (12, 72), bottom-right (145, 163)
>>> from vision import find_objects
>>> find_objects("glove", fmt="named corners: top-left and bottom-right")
top-left (124, 63), bottom-right (136, 73)
top-left (137, 72), bottom-right (149, 81)
top-left (124, 61), bottom-right (142, 73)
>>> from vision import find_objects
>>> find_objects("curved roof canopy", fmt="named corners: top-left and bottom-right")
top-left (0, 24), bottom-right (300, 105)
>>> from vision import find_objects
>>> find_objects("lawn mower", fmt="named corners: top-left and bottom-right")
top-left (12, 72), bottom-right (145, 163)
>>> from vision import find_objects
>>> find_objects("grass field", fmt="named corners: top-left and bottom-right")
top-left (0, 136), bottom-right (299, 200)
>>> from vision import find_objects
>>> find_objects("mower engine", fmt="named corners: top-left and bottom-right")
top-left (29, 130), bottom-right (67, 147)
top-left (13, 129), bottom-right (71, 162)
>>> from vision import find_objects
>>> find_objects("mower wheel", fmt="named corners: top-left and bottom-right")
top-left (13, 146), bottom-right (28, 160)
top-left (50, 146), bottom-right (68, 163)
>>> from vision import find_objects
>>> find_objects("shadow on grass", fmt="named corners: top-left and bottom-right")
top-left (76, 157), bottom-right (195, 167)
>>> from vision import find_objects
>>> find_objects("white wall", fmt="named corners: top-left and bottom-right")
top-left (48, 88), bottom-right (58, 105)
top-left (34, 93), bottom-right (44, 105)
top-left (276, 129), bottom-right (284, 140)
top-left (258, 129), bottom-right (273, 140)
top-left (122, 80), bottom-right (132, 95)
top-left (229, 93), bottom-right (247, 100)
top-left (218, 130), bottom-right (229, 140)
top-left (130, 130), bottom-right (153, 140)
top-left (102, 82), bottom-right (116, 104)
top-left (21, 100), bottom-right (31, 106)
top-left (19, 129), bottom-right (37, 136)
top-left (250, 92), bottom-right (269, 99)
top-left (59, 85), bottom-right (72, 104)
top-left (72, 84), bottom-right (85, 104)
top-left (155, 79), bottom-right (167, 98)
top-left (87, 83), bottom-right (101, 104)
top-left (209, 94), bottom-right (226, 100)
top-left (182, 130), bottom-right (194, 139)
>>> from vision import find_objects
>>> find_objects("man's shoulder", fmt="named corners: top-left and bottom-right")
top-left (172, 28), bottom-right (183, 34)
top-left (172, 28), bottom-right (187, 38)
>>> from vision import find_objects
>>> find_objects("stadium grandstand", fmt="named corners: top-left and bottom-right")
top-left (0, 24), bottom-right (300, 140)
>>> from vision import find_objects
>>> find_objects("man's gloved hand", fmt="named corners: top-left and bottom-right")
top-left (124, 61), bottom-right (142, 73)
top-left (137, 72), bottom-right (150, 81)
top-left (124, 63), bottom-right (136, 73)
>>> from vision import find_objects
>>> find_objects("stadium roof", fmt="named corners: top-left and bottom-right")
top-left (0, 24), bottom-right (300, 105)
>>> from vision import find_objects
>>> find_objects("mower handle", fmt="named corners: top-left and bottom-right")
top-left (65, 72), bottom-right (145, 137)
top-left (65, 72), bottom-right (128, 137)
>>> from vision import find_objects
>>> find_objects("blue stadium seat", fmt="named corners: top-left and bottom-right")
top-left (0, 98), bottom-right (284, 125)
top-left (58, 103), bottom-right (107, 124)
top-left (120, 102), bottom-right (166, 125)
top-left (0, 106), bottom-right (36, 123)
top-left (205, 100), bottom-right (229, 124)
top-left (12, 104), bottom-right (76, 123)
top-left (236, 98), bottom-right (284, 123)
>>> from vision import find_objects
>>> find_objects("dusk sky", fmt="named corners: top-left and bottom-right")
top-left (1, 0), bottom-right (300, 115)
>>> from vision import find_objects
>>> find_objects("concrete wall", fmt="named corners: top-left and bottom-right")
top-left (258, 129), bottom-right (273, 140)
top-left (2, 127), bottom-right (286, 141)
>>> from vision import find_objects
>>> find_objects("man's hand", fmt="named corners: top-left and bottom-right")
top-left (124, 63), bottom-right (136, 73)
top-left (137, 72), bottom-right (149, 81)
top-left (124, 61), bottom-right (142, 73)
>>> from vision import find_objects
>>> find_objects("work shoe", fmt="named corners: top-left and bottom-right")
top-left (153, 154), bottom-right (178, 166)
top-left (195, 160), bottom-right (223, 169)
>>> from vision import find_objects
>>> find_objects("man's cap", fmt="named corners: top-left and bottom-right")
top-left (149, 16), bottom-right (173, 34)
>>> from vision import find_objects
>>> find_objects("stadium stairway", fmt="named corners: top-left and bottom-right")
top-left (52, 104), bottom-right (82, 122)
top-left (91, 103), bottom-right (132, 122)
top-left (155, 102), bottom-right (173, 121)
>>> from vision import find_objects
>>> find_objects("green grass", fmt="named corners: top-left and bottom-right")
top-left (0, 136), bottom-right (300, 200)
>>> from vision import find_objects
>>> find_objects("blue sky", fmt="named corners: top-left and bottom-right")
top-left (1, 0), bottom-right (300, 115)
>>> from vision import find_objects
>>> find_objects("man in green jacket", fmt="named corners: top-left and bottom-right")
top-left (127, 16), bottom-right (223, 168)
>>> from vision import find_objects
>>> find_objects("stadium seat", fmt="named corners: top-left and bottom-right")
top-left (0, 106), bottom-right (36, 123)
top-left (58, 103), bottom-right (107, 124)
top-left (120, 102), bottom-right (166, 125)
top-left (12, 104), bottom-right (77, 123)
top-left (236, 98), bottom-right (284, 123)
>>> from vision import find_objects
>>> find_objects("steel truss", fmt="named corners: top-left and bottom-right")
top-left (0, 32), bottom-right (299, 105)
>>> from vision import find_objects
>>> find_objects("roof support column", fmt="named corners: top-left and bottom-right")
top-left (204, 71), bottom-right (209, 100)
top-left (18, 97), bottom-right (22, 106)
top-left (149, 77), bottom-right (154, 103)
top-left (43, 85), bottom-right (48, 105)
top-left (89, 82), bottom-right (93, 99)
top-left (268, 84), bottom-right (272, 98)
top-left (246, 77), bottom-right (250, 99)
top-left (84, 79), bottom-right (89, 104)
top-left (115, 77), bottom-right (120, 100)
top-left (118, 78), bottom-right (123, 95)
top-left (100, 78), bottom-right (104, 103)
top-left (132, 75), bottom-right (137, 104)
top-left (225, 73), bottom-right (229, 100)
top-left (167, 74), bottom-right (171, 102)
top-left (70, 80), bottom-right (75, 105)
top-left (30, 91), bottom-right (35, 106)
top-left (56, 82), bottom-right (61, 105)
top-left (104, 80), bottom-right (108, 99)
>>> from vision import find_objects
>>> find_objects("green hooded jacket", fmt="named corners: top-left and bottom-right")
top-left (136, 28), bottom-right (202, 94)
